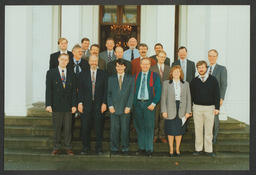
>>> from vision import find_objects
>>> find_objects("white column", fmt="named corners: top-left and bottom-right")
top-left (5, 6), bottom-right (33, 116)
top-left (141, 5), bottom-right (175, 64)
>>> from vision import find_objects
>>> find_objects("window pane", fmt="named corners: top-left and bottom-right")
top-left (123, 6), bottom-right (137, 23)
top-left (103, 5), bottom-right (117, 23)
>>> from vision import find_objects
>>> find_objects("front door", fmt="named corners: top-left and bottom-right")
top-left (99, 5), bottom-right (141, 52)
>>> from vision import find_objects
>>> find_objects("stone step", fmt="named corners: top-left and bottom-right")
top-left (5, 116), bottom-right (248, 131)
top-left (4, 125), bottom-right (250, 141)
top-left (4, 149), bottom-right (249, 170)
top-left (4, 136), bottom-right (249, 153)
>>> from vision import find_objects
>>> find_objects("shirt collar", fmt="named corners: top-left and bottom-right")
top-left (199, 73), bottom-right (209, 81)
top-left (60, 50), bottom-right (67, 54)
top-left (142, 71), bottom-right (149, 76)
top-left (73, 57), bottom-right (81, 64)
top-left (58, 66), bottom-right (67, 72)
top-left (118, 72), bottom-right (125, 77)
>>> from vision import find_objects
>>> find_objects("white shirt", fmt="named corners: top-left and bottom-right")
top-left (58, 66), bottom-right (67, 78)
top-left (90, 69), bottom-right (97, 82)
top-left (173, 80), bottom-right (181, 101)
top-left (180, 59), bottom-right (187, 80)
top-left (157, 63), bottom-right (164, 72)
top-left (199, 73), bottom-right (209, 82)
top-left (117, 73), bottom-right (125, 82)
top-left (208, 63), bottom-right (216, 75)
top-left (60, 50), bottom-right (68, 54)
top-left (107, 50), bottom-right (114, 57)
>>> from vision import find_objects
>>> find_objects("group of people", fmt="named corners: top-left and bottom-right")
top-left (45, 36), bottom-right (227, 158)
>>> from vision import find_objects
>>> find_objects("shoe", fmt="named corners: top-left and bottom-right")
top-left (193, 151), bottom-right (202, 156)
top-left (51, 149), bottom-right (60, 155)
top-left (205, 152), bottom-right (216, 157)
top-left (169, 153), bottom-right (174, 157)
top-left (153, 137), bottom-right (158, 143)
top-left (136, 149), bottom-right (145, 156)
top-left (146, 151), bottom-right (152, 157)
top-left (160, 138), bottom-right (168, 143)
top-left (111, 151), bottom-right (119, 155)
top-left (80, 149), bottom-right (90, 155)
top-left (175, 152), bottom-right (181, 157)
top-left (66, 149), bottom-right (74, 156)
top-left (121, 151), bottom-right (129, 156)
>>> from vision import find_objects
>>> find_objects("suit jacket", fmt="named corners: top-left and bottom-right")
top-left (171, 59), bottom-right (196, 83)
top-left (210, 64), bottom-right (227, 100)
top-left (45, 68), bottom-right (76, 112)
top-left (85, 56), bottom-right (106, 71)
top-left (150, 55), bottom-right (171, 66)
top-left (107, 74), bottom-right (135, 115)
top-left (131, 57), bottom-right (157, 76)
top-left (150, 64), bottom-right (171, 84)
top-left (161, 80), bottom-right (191, 119)
top-left (81, 50), bottom-right (90, 60)
top-left (78, 69), bottom-right (107, 113)
top-left (107, 59), bottom-right (132, 76)
top-left (134, 71), bottom-right (162, 106)
top-left (99, 50), bottom-right (117, 65)
top-left (49, 51), bottom-right (73, 70)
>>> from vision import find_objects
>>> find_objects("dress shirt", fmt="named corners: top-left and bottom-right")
top-left (73, 58), bottom-right (82, 73)
top-left (157, 63), bottom-right (164, 72)
top-left (107, 50), bottom-right (114, 58)
top-left (60, 50), bottom-right (68, 54)
top-left (117, 72), bottom-right (125, 82)
top-left (123, 48), bottom-right (140, 61)
top-left (199, 73), bottom-right (209, 82)
top-left (173, 80), bottom-right (181, 101)
top-left (90, 69), bottom-right (97, 81)
top-left (207, 63), bottom-right (216, 75)
top-left (138, 71), bottom-right (149, 100)
top-left (180, 59), bottom-right (187, 81)
top-left (58, 66), bottom-right (67, 77)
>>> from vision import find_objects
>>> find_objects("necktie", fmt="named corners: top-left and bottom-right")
top-left (119, 75), bottom-right (123, 90)
top-left (75, 61), bottom-right (79, 75)
top-left (140, 73), bottom-right (146, 99)
top-left (181, 60), bottom-right (185, 72)
top-left (131, 49), bottom-right (134, 61)
top-left (209, 66), bottom-right (212, 75)
top-left (159, 65), bottom-right (163, 79)
top-left (92, 71), bottom-right (95, 100)
top-left (201, 76), bottom-right (205, 82)
top-left (108, 51), bottom-right (112, 62)
top-left (61, 70), bottom-right (66, 88)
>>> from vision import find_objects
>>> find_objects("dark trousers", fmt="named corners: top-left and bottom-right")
top-left (52, 112), bottom-right (72, 150)
top-left (154, 103), bottom-right (165, 138)
top-left (81, 103), bottom-right (104, 151)
top-left (213, 114), bottom-right (219, 143)
top-left (134, 101), bottom-right (155, 152)
top-left (110, 113), bottom-right (130, 152)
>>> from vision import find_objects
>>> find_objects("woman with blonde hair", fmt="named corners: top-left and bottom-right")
top-left (161, 65), bottom-right (192, 157)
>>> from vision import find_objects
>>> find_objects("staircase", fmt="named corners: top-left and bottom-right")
top-left (4, 102), bottom-right (250, 170)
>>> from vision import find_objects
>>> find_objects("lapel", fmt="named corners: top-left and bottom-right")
top-left (122, 74), bottom-right (128, 91)
top-left (212, 64), bottom-right (219, 76)
top-left (95, 69), bottom-right (100, 89)
top-left (147, 71), bottom-right (151, 92)
top-left (135, 72), bottom-right (142, 94)
top-left (114, 74), bottom-right (120, 91)
top-left (186, 59), bottom-right (191, 78)
top-left (88, 70), bottom-right (92, 90)
top-left (180, 81), bottom-right (185, 97)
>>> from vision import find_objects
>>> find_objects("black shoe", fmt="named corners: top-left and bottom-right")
top-left (175, 152), bottom-right (181, 157)
top-left (111, 151), bottom-right (119, 155)
top-left (169, 153), bottom-right (174, 157)
top-left (146, 151), bottom-right (152, 157)
top-left (136, 149), bottom-right (145, 156)
top-left (205, 152), bottom-right (216, 157)
top-left (193, 151), bottom-right (202, 156)
top-left (80, 149), bottom-right (90, 155)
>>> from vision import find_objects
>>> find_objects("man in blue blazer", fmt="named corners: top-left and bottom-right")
top-left (107, 59), bottom-right (135, 155)
top-left (134, 58), bottom-right (162, 157)
top-left (77, 55), bottom-right (108, 155)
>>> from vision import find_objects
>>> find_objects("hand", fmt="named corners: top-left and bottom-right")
top-left (78, 103), bottom-right (83, 113)
top-left (72, 107), bottom-right (76, 114)
top-left (46, 106), bottom-right (52, 113)
top-left (185, 113), bottom-right (191, 119)
top-left (220, 99), bottom-right (223, 106)
top-left (147, 104), bottom-right (155, 111)
top-left (214, 109), bottom-right (219, 115)
top-left (124, 107), bottom-right (130, 114)
top-left (101, 103), bottom-right (107, 114)
top-left (162, 112), bottom-right (168, 118)
top-left (109, 107), bottom-right (115, 114)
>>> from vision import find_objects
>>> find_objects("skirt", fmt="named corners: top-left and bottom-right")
top-left (164, 100), bottom-right (186, 136)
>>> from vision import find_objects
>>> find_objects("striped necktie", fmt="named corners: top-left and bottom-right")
top-left (140, 73), bottom-right (146, 99)
top-left (61, 70), bottom-right (66, 88)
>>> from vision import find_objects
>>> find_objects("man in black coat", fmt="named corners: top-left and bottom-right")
top-left (49, 38), bottom-right (73, 69)
top-left (77, 55), bottom-right (108, 155)
top-left (150, 43), bottom-right (171, 66)
top-left (45, 53), bottom-right (77, 155)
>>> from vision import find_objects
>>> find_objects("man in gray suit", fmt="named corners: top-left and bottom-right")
top-left (150, 43), bottom-right (171, 66)
top-left (207, 49), bottom-right (227, 144)
top-left (99, 37), bottom-right (116, 65)
top-left (107, 59), bottom-right (135, 155)
top-left (81, 37), bottom-right (90, 59)
top-left (150, 50), bottom-right (171, 143)
top-left (172, 46), bottom-right (196, 83)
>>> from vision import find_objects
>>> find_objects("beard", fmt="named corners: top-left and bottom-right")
top-left (198, 70), bottom-right (207, 76)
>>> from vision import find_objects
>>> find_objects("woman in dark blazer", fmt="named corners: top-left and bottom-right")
top-left (161, 65), bottom-right (192, 157)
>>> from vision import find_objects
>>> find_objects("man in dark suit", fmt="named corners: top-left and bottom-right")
top-left (84, 44), bottom-right (106, 71)
top-left (99, 37), bottom-right (116, 65)
top-left (45, 53), bottom-right (77, 155)
top-left (77, 55), bottom-right (108, 155)
top-left (207, 49), bottom-right (227, 144)
top-left (172, 46), bottom-right (196, 83)
top-left (69, 44), bottom-right (90, 139)
top-left (134, 58), bottom-right (161, 157)
top-left (150, 43), bottom-right (171, 66)
top-left (150, 50), bottom-right (171, 143)
top-left (108, 59), bottom-right (134, 155)
top-left (81, 37), bottom-right (90, 59)
top-left (107, 46), bottom-right (132, 76)
top-left (49, 38), bottom-right (73, 69)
